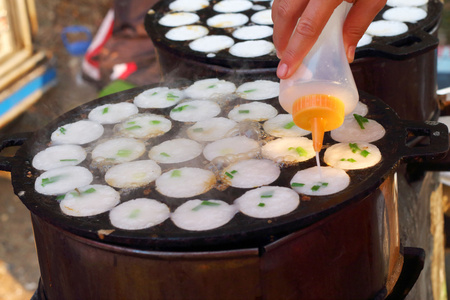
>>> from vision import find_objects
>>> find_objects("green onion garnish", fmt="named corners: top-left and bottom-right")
top-left (151, 92), bottom-right (158, 96)
top-left (117, 149), bottom-right (132, 157)
top-left (166, 92), bottom-right (179, 101)
top-left (260, 192), bottom-right (273, 198)
top-left (354, 114), bottom-right (369, 129)
top-left (288, 146), bottom-right (307, 156)
top-left (291, 182), bottom-right (305, 187)
top-left (83, 188), bottom-right (96, 194)
top-left (59, 127), bottom-right (66, 135)
top-left (125, 125), bottom-right (142, 130)
top-left (193, 128), bottom-right (204, 132)
top-left (129, 209), bottom-right (141, 219)
top-left (258, 203), bottom-right (266, 207)
top-left (102, 107), bottom-right (109, 114)
top-left (192, 200), bottom-right (220, 211)
top-left (340, 158), bottom-right (356, 162)
top-left (56, 195), bottom-right (65, 201)
top-left (127, 121), bottom-right (136, 125)
top-left (59, 159), bottom-right (78, 162)
top-left (311, 185), bottom-right (321, 191)
top-left (207, 85), bottom-right (217, 89)
top-left (238, 110), bottom-right (250, 114)
top-left (225, 172), bottom-right (234, 179)
top-left (349, 143), bottom-right (371, 157)
top-left (283, 122), bottom-right (295, 129)
top-left (230, 170), bottom-right (238, 174)
top-left (160, 152), bottom-right (170, 157)
top-left (171, 169), bottom-right (181, 177)
top-left (244, 89), bottom-right (257, 93)
top-left (171, 105), bottom-right (190, 112)
top-left (150, 120), bottom-right (161, 125)
top-left (41, 176), bottom-right (62, 187)
top-left (361, 150), bottom-right (370, 157)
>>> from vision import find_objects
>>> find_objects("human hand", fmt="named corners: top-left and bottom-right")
top-left (272, 0), bottom-right (386, 79)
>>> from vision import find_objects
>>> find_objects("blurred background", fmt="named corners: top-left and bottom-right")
top-left (2, 0), bottom-right (450, 299)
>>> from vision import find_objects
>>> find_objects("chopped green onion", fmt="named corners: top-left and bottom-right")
top-left (192, 200), bottom-right (220, 211)
top-left (41, 176), bottom-right (62, 187)
top-left (160, 152), bottom-right (170, 157)
top-left (207, 85), bottom-right (217, 89)
top-left (283, 122), bottom-right (295, 129)
top-left (125, 125), bottom-right (142, 130)
top-left (59, 159), bottom-right (78, 162)
top-left (225, 172), bottom-right (234, 179)
top-left (83, 188), bottom-right (96, 194)
top-left (288, 147), bottom-right (307, 156)
top-left (193, 128), bottom-right (204, 132)
top-left (102, 107), bottom-right (109, 114)
top-left (321, 182), bottom-right (329, 187)
top-left (56, 195), bottom-right (65, 201)
top-left (361, 150), bottom-right (370, 157)
top-left (166, 92), bottom-right (179, 101)
top-left (171, 169), bottom-right (181, 177)
top-left (151, 92), bottom-right (158, 96)
top-left (354, 114), bottom-right (369, 129)
top-left (230, 170), bottom-right (238, 174)
top-left (117, 149), bottom-right (132, 157)
top-left (171, 105), bottom-right (190, 112)
top-left (311, 185), bottom-right (321, 191)
top-left (238, 110), bottom-right (250, 114)
top-left (291, 182), bottom-right (305, 187)
top-left (150, 120), bottom-right (161, 125)
top-left (340, 158), bottom-right (356, 162)
top-left (258, 203), bottom-right (266, 207)
top-left (244, 89), bottom-right (257, 93)
top-left (129, 209), bottom-right (141, 219)
top-left (260, 192), bottom-right (273, 198)
top-left (59, 127), bottom-right (67, 135)
top-left (127, 121), bottom-right (136, 125)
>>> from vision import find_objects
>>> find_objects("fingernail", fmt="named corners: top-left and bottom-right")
top-left (276, 50), bottom-right (281, 59)
top-left (347, 46), bottom-right (356, 63)
top-left (277, 63), bottom-right (288, 78)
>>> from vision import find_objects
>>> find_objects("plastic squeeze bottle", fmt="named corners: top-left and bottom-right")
top-left (279, 2), bottom-right (359, 153)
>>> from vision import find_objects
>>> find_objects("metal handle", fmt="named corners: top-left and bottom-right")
top-left (397, 119), bottom-right (449, 162)
top-left (0, 132), bottom-right (31, 172)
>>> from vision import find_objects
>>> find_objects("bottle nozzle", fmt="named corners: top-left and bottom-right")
top-left (311, 117), bottom-right (325, 152)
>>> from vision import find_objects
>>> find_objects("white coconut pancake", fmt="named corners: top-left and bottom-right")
top-left (236, 80), bottom-right (279, 100)
top-left (232, 25), bottom-right (273, 40)
top-left (357, 34), bottom-right (372, 48)
top-left (169, 0), bottom-right (209, 12)
top-left (347, 101), bottom-right (368, 119)
top-left (171, 199), bottom-right (237, 231)
top-left (114, 114), bottom-right (172, 139)
top-left (170, 100), bottom-right (221, 122)
top-left (149, 138), bottom-right (203, 164)
top-left (382, 7), bottom-right (427, 23)
top-left (165, 25), bottom-right (209, 41)
top-left (156, 167), bottom-right (216, 198)
top-left (51, 120), bottom-right (104, 145)
top-left (189, 35), bottom-right (235, 53)
top-left (91, 138), bottom-right (146, 165)
top-left (290, 166), bottom-right (350, 196)
top-left (228, 102), bottom-right (278, 122)
top-left (184, 78), bottom-right (236, 99)
top-left (187, 117), bottom-right (237, 142)
top-left (229, 40), bottom-right (275, 57)
top-left (109, 198), bottom-right (170, 230)
top-left (32, 145), bottom-right (87, 171)
top-left (262, 137), bottom-right (315, 164)
top-left (366, 20), bottom-right (408, 37)
top-left (213, 0), bottom-right (253, 13)
top-left (203, 136), bottom-right (260, 162)
top-left (35, 166), bottom-right (93, 196)
top-left (324, 142), bottom-right (382, 170)
top-left (105, 160), bottom-right (162, 189)
top-left (134, 87), bottom-right (184, 108)
top-left (206, 13), bottom-right (249, 28)
top-left (158, 12), bottom-right (200, 27)
top-left (222, 159), bottom-right (280, 188)
top-left (234, 186), bottom-right (299, 218)
top-left (331, 115), bottom-right (386, 143)
top-left (251, 9), bottom-right (273, 25)
top-left (88, 102), bottom-right (139, 124)
top-left (59, 184), bottom-right (120, 217)
top-left (263, 114), bottom-right (310, 137)
top-left (386, 0), bottom-right (428, 7)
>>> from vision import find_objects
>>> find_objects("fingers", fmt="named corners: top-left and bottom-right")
top-left (275, 0), bottom-right (341, 79)
top-left (271, 0), bottom-right (308, 57)
top-left (343, 0), bottom-right (386, 62)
